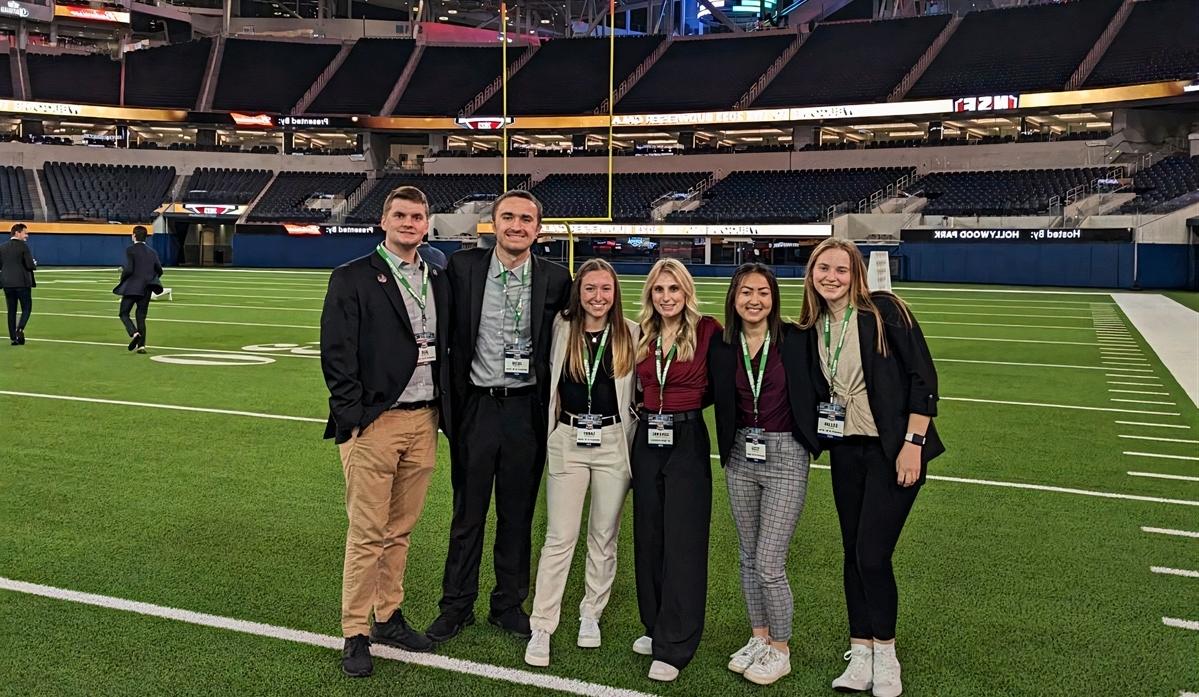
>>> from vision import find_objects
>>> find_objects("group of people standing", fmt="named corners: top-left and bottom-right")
top-left (319, 186), bottom-right (943, 696)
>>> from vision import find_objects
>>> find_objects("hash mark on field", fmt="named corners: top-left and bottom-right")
top-left (0, 577), bottom-right (654, 697)
top-left (1151, 566), bottom-right (1199, 579)
top-left (1109, 399), bottom-right (1174, 406)
top-left (1108, 381), bottom-right (1165, 387)
top-left (1115, 421), bottom-right (1192, 430)
top-left (1128, 472), bottom-right (1199, 482)
top-left (1120, 434), bottom-right (1199, 445)
top-left (1108, 389), bottom-right (1170, 396)
top-left (1141, 527), bottom-right (1199, 539)
top-left (1124, 451), bottom-right (1199, 462)
top-left (1163, 617), bottom-right (1199, 631)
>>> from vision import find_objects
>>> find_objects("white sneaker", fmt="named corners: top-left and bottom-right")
top-left (648, 660), bottom-right (679, 682)
top-left (524, 629), bottom-right (550, 667)
top-left (832, 644), bottom-right (874, 692)
top-left (744, 646), bottom-right (792, 686)
top-left (872, 643), bottom-right (902, 697)
top-left (727, 635), bottom-right (769, 674)
top-left (577, 617), bottom-right (601, 648)
top-left (632, 635), bottom-right (653, 655)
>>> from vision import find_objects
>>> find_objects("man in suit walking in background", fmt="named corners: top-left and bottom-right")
top-left (0, 223), bottom-right (36, 346)
top-left (113, 226), bottom-right (164, 353)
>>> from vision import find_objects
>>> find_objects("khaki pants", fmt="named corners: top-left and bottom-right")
top-left (530, 422), bottom-right (631, 634)
top-left (339, 407), bottom-right (438, 637)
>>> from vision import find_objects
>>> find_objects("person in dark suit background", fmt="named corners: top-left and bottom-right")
top-left (320, 186), bottom-right (454, 678)
top-left (113, 226), bottom-right (164, 353)
top-left (0, 223), bottom-right (36, 346)
top-left (418, 241), bottom-right (447, 269)
top-left (426, 190), bottom-right (571, 644)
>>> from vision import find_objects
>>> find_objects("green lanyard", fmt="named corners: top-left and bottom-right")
top-left (582, 325), bottom-right (611, 414)
top-left (654, 334), bottom-right (676, 414)
top-left (739, 331), bottom-right (771, 425)
top-left (377, 244), bottom-right (429, 325)
top-left (823, 306), bottom-right (855, 391)
top-left (500, 264), bottom-right (528, 338)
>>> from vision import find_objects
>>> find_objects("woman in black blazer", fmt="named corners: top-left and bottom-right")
top-left (796, 239), bottom-right (944, 697)
top-left (708, 263), bottom-right (821, 687)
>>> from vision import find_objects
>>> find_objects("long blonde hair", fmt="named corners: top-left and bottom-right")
top-left (637, 258), bottom-right (703, 362)
top-left (562, 258), bottom-right (634, 380)
top-left (796, 238), bottom-right (911, 356)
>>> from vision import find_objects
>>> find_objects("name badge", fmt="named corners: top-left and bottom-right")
top-left (504, 343), bottom-right (530, 377)
top-left (575, 413), bottom-right (602, 447)
top-left (817, 401), bottom-right (847, 439)
top-left (745, 427), bottom-right (766, 462)
top-left (647, 413), bottom-right (674, 448)
top-left (415, 332), bottom-right (436, 365)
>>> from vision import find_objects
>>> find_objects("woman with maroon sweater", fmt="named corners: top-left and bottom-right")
top-left (629, 258), bottom-right (722, 683)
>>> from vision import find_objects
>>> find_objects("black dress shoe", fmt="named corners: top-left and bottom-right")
top-left (128, 333), bottom-right (141, 352)
top-left (16, 329), bottom-right (24, 345)
top-left (426, 612), bottom-right (475, 644)
top-left (371, 608), bottom-right (433, 652)
top-left (341, 634), bottom-right (373, 678)
top-left (487, 607), bottom-right (532, 639)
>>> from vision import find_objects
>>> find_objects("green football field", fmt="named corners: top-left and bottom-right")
top-left (1, 266), bottom-right (1196, 697)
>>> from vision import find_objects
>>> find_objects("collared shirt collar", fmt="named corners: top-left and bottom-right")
top-left (489, 248), bottom-right (531, 280)
top-left (382, 244), bottom-right (423, 272)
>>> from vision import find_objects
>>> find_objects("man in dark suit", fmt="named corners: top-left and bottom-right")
top-left (320, 186), bottom-right (453, 678)
top-left (0, 223), bottom-right (36, 346)
top-left (426, 190), bottom-right (571, 644)
top-left (113, 226), bottom-right (164, 353)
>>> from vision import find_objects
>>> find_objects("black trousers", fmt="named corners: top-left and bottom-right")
top-left (439, 390), bottom-right (544, 617)
top-left (4, 287), bottom-right (31, 341)
top-left (119, 294), bottom-right (151, 341)
top-left (630, 414), bottom-right (711, 670)
top-left (829, 436), bottom-right (920, 642)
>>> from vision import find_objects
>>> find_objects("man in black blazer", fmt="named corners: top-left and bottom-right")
top-left (426, 190), bottom-right (571, 644)
top-left (113, 226), bottom-right (164, 353)
top-left (0, 223), bottom-right (36, 346)
top-left (320, 186), bottom-right (453, 678)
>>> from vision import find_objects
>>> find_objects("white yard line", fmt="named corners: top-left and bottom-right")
top-left (1128, 472), bottom-right (1199, 482)
top-left (1151, 566), bottom-right (1199, 579)
top-left (27, 338), bottom-right (319, 359)
top-left (1163, 617), bottom-right (1199, 631)
top-left (1108, 389), bottom-right (1170, 396)
top-left (35, 312), bottom-right (318, 330)
top-left (940, 358), bottom-right (1150, 372)
top-left (0, 391), bottom-right (326, 423)
top-left (1107, 381), bottom-right (1165, 387)
top-left (1115, 421), bottom-right (1191, 430)
top-left (943, 397), bottom-right (1178, 416)
top-left (926, 336), bottom-right (1099, 346)
top-left (1124, 451), bottom-right (1199, 462)
top-left (34, 297), bottom-right (323, 313)
top-left (1109, 397), bottom-right (1177, 405)
top-left (1119, 434), bottom-right (1199, 445)
top-left (1142, 526), bottom-right (1199, 539)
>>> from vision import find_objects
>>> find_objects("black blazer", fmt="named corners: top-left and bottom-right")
top-left (0, 238), bottom-right (36, 289)
top-left (445, 246), bottom-right (571, 434)
top-left (710, 323), bottom-right (822, 467)
top-left (112, 243), bottom-right (164, 297)
top-left (807, 293), bottom-right (945, 482)
top-left (319, 251), bottom-right (453, 444)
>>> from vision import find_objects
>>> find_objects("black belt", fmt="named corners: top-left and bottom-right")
top-left (638, 408), bottom-right (703, 422)
top-left (470, 384), bottom-right (536, 398)
top-left (559, 412), bottom-right (620, 427)
top-left (390, 399), bottom-right (437, 411)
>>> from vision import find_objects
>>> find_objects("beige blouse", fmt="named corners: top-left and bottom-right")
top-left (817, 310), bottom-right (879, 437)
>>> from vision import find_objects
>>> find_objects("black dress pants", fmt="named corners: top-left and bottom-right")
top-left (119, 294), bottom-right (151, 341)
top-left (4, 287), bottom-right (31, 341)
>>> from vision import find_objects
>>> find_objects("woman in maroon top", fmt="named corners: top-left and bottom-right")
top-left (629, 258), bottom-right (721, 683)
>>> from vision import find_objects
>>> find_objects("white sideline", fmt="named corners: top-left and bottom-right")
top-left (0, 391), bottom-right (326, 423)
top-left (1142, 527), bottom-right (1199, 539)
top-left (1151, 566), bottom-right (1199, 579)
top-left (0, 577), bottom-right (653, 697)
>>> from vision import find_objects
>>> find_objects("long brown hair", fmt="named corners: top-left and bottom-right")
top-left (722, 263), bottom-right (784, 346)
top-left (562, 258), bottom-right (634, 380)
top-left (637, 258), bottom-right (703, 362)
top-left (796, 238), bottom-right (911, 355)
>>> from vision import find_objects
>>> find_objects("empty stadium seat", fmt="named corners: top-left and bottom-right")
top-left (532, 172), bottom-right (710, 222)
top-left (183, 168), bottom-right (273, 205)
top-left (670, 168), bottom-right (912, 223)
top-left (908, 0), bottom-right (1121, 99)
top-left (0, 166), bottom-right (35, 221)
top-left (1118, 155), bottom-right (1199, 214)
top-left (1084, 0), bottom-right (1199, 88)
top-left (918, 168), bottom-right (1105, 217)
top-left (213, 39), bottom-right (341, 113)
top-left (40, 162), bottom-right (175, 222)
top-left (0, 54), bottom-right (12, 99)
top-left (393, 45), bottom-right (528, 116)
top-left (28, 53), bottom-right (121, 105)
top-left (308, 39), bottom-right (417, 115)
top-left (247, 172), bottom-right (366, 222)
top-left (124, 40), bottom-right (212, 109)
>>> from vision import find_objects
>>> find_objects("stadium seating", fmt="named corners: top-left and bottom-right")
top-left (1118, 155), bottom-right (1199, 214)
top-left (918, 168), bottom-right (1105, 216)
top-left (0, 166), bottom-right (35, 221)
top-left (0, 53), bottom-right (12, 99)
top-left (308, 39), bottom-right (417, 115)
top-left (1084, 0), bottom-right (1199, 88)
top-left (213, 39), bottom-right (341, 113)
top-left (393, 45), bottom-right (528, 116)
top-left (669, 168), bottom-right (912, 223)
top-left (247, 171), bottom-right (366, 222)
top-left (754, 15), bottom-right (951, 108)
top-left (28, 53), bottom-right (121, 105)
top-left (124, 40), bottom-right (212, 108)
top-left (616, 34), bottom-right (795, 113)
top-left (474, 36), bottom-right (663, 115)
top-left (531, 172), bottom-right (711, 221)
top-left (182, 168), bottom-right (273, 205)
top-left (40, 162), bottom-right (175, 222)
top-left (345, 173), bottom-right (518, 223)
top-left (907, 0), bottom-right (1121, 99)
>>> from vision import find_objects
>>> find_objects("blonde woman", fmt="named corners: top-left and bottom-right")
top-left (524, 258), bottom-right (639, 668)
top-left (797, 239), bottom-right (944, 697)
top-left (629, 258), bottom-right (721, 683)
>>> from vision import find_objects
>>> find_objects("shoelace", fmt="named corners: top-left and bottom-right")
top-left (754, 648), bottom-right (783, 669)
top-left (732, 637), bottom-right (767, 661)
top-left (841, 649), bottom-right (871, 680)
